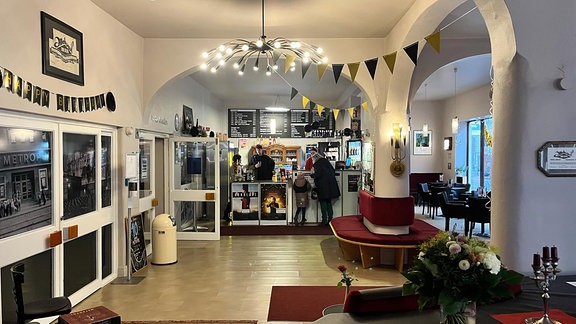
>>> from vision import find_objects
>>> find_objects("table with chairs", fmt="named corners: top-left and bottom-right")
top-left (417, 182), bottom-right (491, 237)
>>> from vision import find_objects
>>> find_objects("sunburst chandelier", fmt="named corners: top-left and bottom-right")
top-left (200, 0), bottom-right (328, 76)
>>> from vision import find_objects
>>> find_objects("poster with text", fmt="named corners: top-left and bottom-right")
top-left (260, 183), bottom-right (287, 221)
top-left (231, 183), bottom-right (259, 221)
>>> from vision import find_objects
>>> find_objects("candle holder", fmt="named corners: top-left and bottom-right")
top-left (525, 253), bottom-right (561, 324)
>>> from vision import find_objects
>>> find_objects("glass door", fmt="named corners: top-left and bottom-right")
top-left (169, 137), bottom-right (221, 240)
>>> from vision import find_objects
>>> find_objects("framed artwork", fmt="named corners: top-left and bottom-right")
top-left (182, 105), bottom-right (194, 135)
top-left (41, 12), bottom-right (84, 85)
top-left (413, 130), bottom-right (432, 155)
top-left (537, 141), bottom-right (576, 177)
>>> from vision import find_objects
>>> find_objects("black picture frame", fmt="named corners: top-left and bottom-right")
top-left (537, 141), bottom-right (576, 177)
top-left (41, 12), bottom-right (84, 85)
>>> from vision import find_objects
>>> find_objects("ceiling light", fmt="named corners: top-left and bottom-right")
top-left (200, 0), bottom-right (327, 74)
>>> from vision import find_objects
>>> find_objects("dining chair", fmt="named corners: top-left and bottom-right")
top-left (466, 197), bottom-right (491, 238)
top-left (417, 183), bottom-right (431, 215)
top-left (11, 263), bottom-right (72, 324)
top-left (429, 185), bottom-right (452, 219)
top-left (438, 191), bottom-right (469, 236)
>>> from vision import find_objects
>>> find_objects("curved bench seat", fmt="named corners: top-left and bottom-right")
top-left (330, 216), bottom-right (440, 271)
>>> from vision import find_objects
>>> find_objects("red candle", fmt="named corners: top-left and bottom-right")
top-left (542, 246), bottom-right (550, 260)
top-left (533, 253), bottom-right (541, 267)
top-left (551, 246), bottom-right (558, 260)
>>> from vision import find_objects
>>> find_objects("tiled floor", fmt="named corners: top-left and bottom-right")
top-left (74, 207), bottom-right (487, 324)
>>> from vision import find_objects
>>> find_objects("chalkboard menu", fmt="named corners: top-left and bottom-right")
top-left (228, 109), bottom-right (334, 138)
top-left (129, 214), bottom-right (147, 273)
top-left (228, 110), bottom-right (257, 138)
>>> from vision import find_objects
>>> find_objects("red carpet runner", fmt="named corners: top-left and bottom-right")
top-left (267, 286), bottom-right (378, 322)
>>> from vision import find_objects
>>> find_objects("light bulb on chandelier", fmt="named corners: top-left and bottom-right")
top-left (200, 0), bottom-right (328, 76)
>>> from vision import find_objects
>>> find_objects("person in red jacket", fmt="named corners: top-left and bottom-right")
top-left (304, 147), bottom-right (318, 171)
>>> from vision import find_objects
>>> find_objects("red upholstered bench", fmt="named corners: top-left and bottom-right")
top-left (330, 216), bottom-right (440, 271)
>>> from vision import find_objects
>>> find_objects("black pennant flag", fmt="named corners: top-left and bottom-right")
top-left (290, 87), bottom-right (298, 100)
top-left (332, 64), bottom-right (344, 84)
top-left (71, 97), bottom-right (77, 112)
top-left (23, 81), bottom-right (33, 101)
top-left (309, 102), bottom-right (316, 110)
top-left (33, 86), bottom-right (42, 105)
top-left (41, 89), bottom-right (50, 108)
top-left (364, 58), bottom-right (378, 80)
top-left (301, 60), bottom-right (311, 78)
top-left (64, 96), bottom-right (70, 112)
top-left (78, 98), bottom-right (84, 112)
top-left (403, 42), bottom-right (419, 66)
top-left (56, 94), bottom-right (64, 111)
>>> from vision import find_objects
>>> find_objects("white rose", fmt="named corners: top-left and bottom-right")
top-left (482, 252), bottom-right (501, 274)
top-left (459, 259), bottom-right (471, 270)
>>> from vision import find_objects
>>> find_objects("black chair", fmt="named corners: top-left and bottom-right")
top-left (467, 197), bottom-right (491, 238)
top-left (428, 185), bottom-right (452, 219)
top-left (416, 183), bottom-right (431, 215)
top-left (438, 191), bottom-right (469, 236)
top-left (11, 263), bottom-right (72, 324)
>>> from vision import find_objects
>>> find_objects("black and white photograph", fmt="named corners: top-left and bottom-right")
top-left (63, 133), bottom-right (96, 219)
top-left (41, 11), bottom-right (84, 85)
top-left (101, 135), bottom-right (112, 207)
top-left (0, 127), bottom-right (53, 239)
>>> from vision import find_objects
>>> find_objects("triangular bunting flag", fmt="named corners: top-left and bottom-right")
top-left (285, 55), bottom-right (296, 73)
top-left (317, 64), bottom-right (328, 81)
top-left (362, 102), bottom-right (368, 112)
top-left (302, 96), bottom-right (310, 109)
top-left (302, 60), bottom-right (311, 78)
top-left (317, 105), bottom-right (324, 116)
top-left (403, 42), bottom-right (419, 66)
top-left (333, 109), bottom-right (340, 121)
top-left (425, 31), bottom-right (441, 53)
top-left (290, 87), bottom-right (298, 100)
top-left (348, 107), bottom-right (355, 118)
top-left (384, 52), bottom-right (397, 73)
top-left (332, 64), bottom-right (344, 84)
top-left (348, 63), bottom-right (360, 82)
top-left (272, 51), bottom-right (281, 65)
top-left (364, 58), bottom-right (378, 80)
top-left (310, 102), bottom-right (316, 110)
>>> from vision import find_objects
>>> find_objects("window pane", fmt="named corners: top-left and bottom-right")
top-left (0, 128), bottom-right (53, 239)
top-left (483, 118), bottom-right (493, 192)
top-left (139, 139), bottom-right (152, 198)
top-left (101, 135), bottom-right (112, 207)
top-left (468, 121), bottom-right (482, 190)
top-left (63, 133), bottom-right (96, 219)
top-left (64, 230), bottom-right (97, 296)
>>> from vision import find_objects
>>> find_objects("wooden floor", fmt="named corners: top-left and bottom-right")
top-left (74, 208), bottom-right (483, 324)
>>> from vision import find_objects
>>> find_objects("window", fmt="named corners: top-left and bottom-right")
top-left (467, 118), bottom-right (492, 192)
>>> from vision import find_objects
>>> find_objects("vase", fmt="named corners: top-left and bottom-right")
top-left (439, 301), bottom-right (476, 324)
top-left (343, 285), bottom-right (350, 304)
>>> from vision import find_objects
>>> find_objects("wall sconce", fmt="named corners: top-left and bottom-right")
top-left (389, 123), bottom-right (407, 177)
top-left (451, 116), bottom-right (459, 134)
top-left (443, 137), bottom-right (453, 151)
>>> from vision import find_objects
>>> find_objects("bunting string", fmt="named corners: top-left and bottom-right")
top-left (0, 64), bottom-right (115, 113)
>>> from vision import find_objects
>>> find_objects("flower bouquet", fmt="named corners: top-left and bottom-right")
top-left (402, 231), bottom-right (523, 324)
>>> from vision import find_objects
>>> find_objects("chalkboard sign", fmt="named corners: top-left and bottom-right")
top-left (129, 214), bottom-right (148, 273)
top-left (228, 108), bottom-right (334, 138)
top-left (229, 110), bottom-right (257, 138)
top-left (259, 111), bottom-right (290, 137)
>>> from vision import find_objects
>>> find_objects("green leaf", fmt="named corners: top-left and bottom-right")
top-left (337, 282), bottom-right (343, 288)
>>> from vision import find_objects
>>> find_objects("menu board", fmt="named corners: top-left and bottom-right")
top-left (228, 109), bottom-right (334, 138)
top-left (228, 110), bottom-right (257, 138)
top-left (259, 111), bottom-right (290, 137)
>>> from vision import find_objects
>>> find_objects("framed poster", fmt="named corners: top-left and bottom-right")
top-left (537, 141), bottom-right (576, 177)
top-left (231, 183), bottom-right (259, 222)
top-left (413, 130), bottom-right (432, 155)
top-left (260, 183), bottom-right (287, 224)
top-left (41, 12), bottom-right (84, 85)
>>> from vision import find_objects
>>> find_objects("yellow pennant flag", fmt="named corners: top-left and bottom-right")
top-left (361, 102), bottom-right (368, 112)
top-left (285, 55), bottom-right (296, 73)
top-left (425, 31), bottom-right (441, 53)
top-left (318, 64), bottom-right (328, 81)
top-left (348, 107), bottom-right (355, 118)
top-left (347, 63), bottom-right (360, 82)
top-left (383, 52), bottom-right (397, 74)
top-left (317, 104), bottom-right (324, 116)
top-left (333, 109), bottom-right (340, 120)
top-left (302, 96), bottom-right (310, 109)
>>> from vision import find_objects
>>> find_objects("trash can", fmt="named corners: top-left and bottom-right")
top-left (152, 214), bottom-right (177, 265)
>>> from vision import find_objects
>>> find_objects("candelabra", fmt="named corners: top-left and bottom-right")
top-left (525, 246), bottom-right (561, 324)
top-left (389, 123), bottom-right (406, 177)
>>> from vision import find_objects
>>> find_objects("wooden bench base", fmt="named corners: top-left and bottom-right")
top-left (335, 235), bottom-right (419, 271)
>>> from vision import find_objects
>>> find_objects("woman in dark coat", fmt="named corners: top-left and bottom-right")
top-left (312, 153), bottom-right (340, 225)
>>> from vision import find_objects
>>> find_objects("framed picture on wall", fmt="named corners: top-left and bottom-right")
top-left (413, 130), bottom-right (432, 155)
top-left (41, 12), bottom-right (84, 85)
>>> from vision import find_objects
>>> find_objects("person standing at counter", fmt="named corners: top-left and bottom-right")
top-left (311, 152), bottom-right (340, 226)
top-left (304, 147), bottom-right (317, 171)
top-left (251, 144), bottom-right (275, 180)
top-left (293, 172), bottom-right (312, 225)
